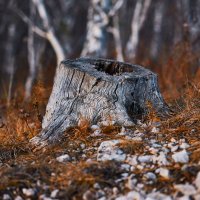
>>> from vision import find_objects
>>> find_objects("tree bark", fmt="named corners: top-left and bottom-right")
top-left (30, 58), bottom-right (168, 147)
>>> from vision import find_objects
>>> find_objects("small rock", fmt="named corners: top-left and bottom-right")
top-left (176, 196), bottom-right (190, 200)
top-left (120, 164), bottom-right (130, 171)
top-left (22, 188), bottom-right (36, 197)
top-left (170, 145), bottom-right (179, 152)
top-left (138, 155), bottom-right (153, 163)
top-left (91, 125), bottom-right (100, 130)
top-left (93, 183), bottom-right (101, 189)
top-left (127, 174), bottom-right (137, 190)
top-left (144, 172), bottom-right (156, 181)
top-left (14, 196), bottom-right (24, 200)
top-left (97, 140), bottom-right (126, 162)
top-left (158, 168), bottom-right (170, 179)
top-left (91, 129), bottom-right (102, 137)
top-left (153, 152), bottom-right (169, 166)
top-left (56, 154), bottom-right (71, 162)
top-left (194, 171), bottom-right (200, 190)
top-left (80, 143), bottom-right (86, 149)
top-left (3, 194), bottom-right (11, 200)
top-left (126, 155), bottom-right (138, 166)
top-left (151, 127), bottom-right (159, 133)
top-left (112, 187), bottom-right (119, 196)
top-left (146, 192), bottom-right (172, 200)
top-left (174, 184), bottom-right (197, 195)
top-left (172, 150), bottom-right (189, 163)
top-left (180, 143), bottom-right (190, 149)
top-left (83, 190), bottom-right (96, 200)
top-left (116, 191), bottom-right (144, 200)
top-left (14, 196), bottom-right (23, 200)
top-left (50, 189), bottom-right (59, 198)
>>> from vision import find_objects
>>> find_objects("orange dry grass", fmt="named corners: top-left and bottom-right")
top-left (158, 41), bottom-right (199, 99)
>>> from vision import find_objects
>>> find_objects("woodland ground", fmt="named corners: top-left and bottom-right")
top-left (0, 44), bottom-right (200, 200)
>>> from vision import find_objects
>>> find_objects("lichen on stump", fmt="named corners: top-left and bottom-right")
top-left (31, 58), bottom-right (168, 146)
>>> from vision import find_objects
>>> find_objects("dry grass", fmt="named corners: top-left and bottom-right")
top-left (0, 42), bottom-right (199, 198)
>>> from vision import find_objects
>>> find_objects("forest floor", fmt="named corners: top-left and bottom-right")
top-left (0, 84), bottom-right (200, 200)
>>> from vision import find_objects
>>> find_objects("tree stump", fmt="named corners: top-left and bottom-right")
top-left (31, 58), bottom-right (168, 146)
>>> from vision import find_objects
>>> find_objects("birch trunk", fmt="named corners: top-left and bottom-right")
top-left (126, 0), bottom-right (152, 60)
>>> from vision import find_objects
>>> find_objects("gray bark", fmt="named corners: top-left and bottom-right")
top-left (30, 58), bottom-right (168, 147)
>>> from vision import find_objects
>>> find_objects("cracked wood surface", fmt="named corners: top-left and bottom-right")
top-left (31, 58), bottom-right (168, 146)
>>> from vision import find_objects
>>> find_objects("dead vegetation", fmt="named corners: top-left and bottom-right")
top-left (0, 44), bottom-right (200, 199)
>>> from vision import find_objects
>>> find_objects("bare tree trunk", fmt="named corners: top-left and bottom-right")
top-left (30, 58), bottom-right (169, 147)
top-left (126, 0), bottom-right (152, 60)
top-left (150, 1), bottom-right (165, 60)
top-left (81, 0), bottom-right (110, 57)
top-left (25, 1), bottom-right (36, 100)
top-left (32, 0), bottom-right (65, 65)
top-left (4, 23), bottom-right (16, 106)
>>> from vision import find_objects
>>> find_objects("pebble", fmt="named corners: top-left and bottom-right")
top-left (91, 129), bottom-right (102, 137)
top-left (180, 143), bottom-right (190, 149)
top-left (91, 125), bottom-right (100, 130)
top-left (172, 150), bottom-right (189, 163)
top-left (127, 174), bottom-right (137, 190)
top-left (126, 155), bottom-right (138, 166)
top-left (93, 183), bottom-right (101, 189)
top-left (120, 164), bottom-right (130, 171)
top-left (97, 140), bottom-right (126, 162)
top-left (83, 190), bottom-right (96, 200)
top-left (146, 192), bottom-right (172, 200)
top-left (50, 189), bottom-right (59, 198)
top-left (56, 154), bottom-right (71, 162)
top-left (116, 191), bottom-right (144, 200)
top-left (22, 188), bottom-right (36, 196)
top-left (14, 196), bottom-right (23, 200)
top-left (151, 127), bottom-right (159, 133)
top-left (194, 171), bottom-right (200, 190)
top-left (158, 168), bottom-right (170, 179)
top-left (153, 152), bottom-right (169, 165)
top-left (138, 155), bottom-right (153, 163)
top-left (3, 194), bottom-right (11, 200)
top-left (144, 172), bottom-right (156, 181)
top-left (174, 184), bottom-right (197, 195)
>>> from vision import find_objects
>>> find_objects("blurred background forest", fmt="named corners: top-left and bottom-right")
top-left (0, 0), bottom-right (199, 104)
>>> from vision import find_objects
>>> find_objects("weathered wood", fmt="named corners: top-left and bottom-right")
top-left (31, 58), bottom-right (168, 146)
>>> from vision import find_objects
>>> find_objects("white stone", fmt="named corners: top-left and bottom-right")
top-left (116, 191), bottom-right (144, 200)
top-left (138, 155), bottom-right (153, 163)
top-left (91, 129), bottom-right (102, 137)
top-left (126, 155), bottom-right (138, 166)
top-left (14, 196), bottom-right (23, 200)
top-left (195, 171), bottom-right (200, 190)
top-left (152, 152), bottom-right (169, 166)
top-left (151, 127), bottom-right (159, 133)
top-left (174, 184), bottom-right (197, 195)
top-left (56, 154), bottom-right (70, 162)
top-left (159, 168), bottom-right (170, 179)
top-left (180, 143), bottom-right (190, 149)
top-left (3, 194), bottom-right (11, 200)
top-left (120, 164), bottom-right (130, 171)
top-left (146, 192), bottom-right (172, 200)
top-left (50, 189), bottom-right (59, 198)
top-left (149, 147), bottom-right (158, 154)
top-left (193, 194), bottom-right (200, 200)
top-left (176, 196), bottom-right (190, 200)
top-left (170, 145), bottom-right (179, 152)
top-left (144, 172), bottom-right (156, 180)
top-left (97, 140), bottom-right (126, 162)
top-left (80, 143), bottom-right (86, 149)
top-left (127, 174), bottom-right (137, 190)
top-left (22, 188), bottom-right (36, 196)
top-left (172, 150), bottom-right (189, 163)
top-left (91, 125), bottom-right (100, 130)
